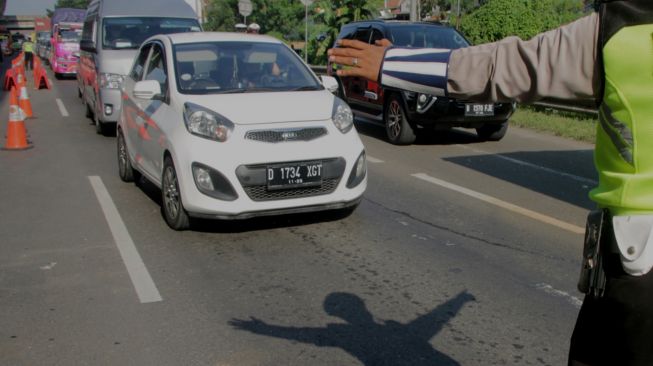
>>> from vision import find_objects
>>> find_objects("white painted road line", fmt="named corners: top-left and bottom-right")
top-left (535, 283), bottom-right (583, 308)
top-left (55, 98), bottom-right (69, 117)
top-left (88, 176), bottom-right (163, 303)
top-left (366, 155), bottom-right (384, 164)
top-left (456, 145), bottom-right (597, 186)
top-left (412, 173), bottom-right (585, 235)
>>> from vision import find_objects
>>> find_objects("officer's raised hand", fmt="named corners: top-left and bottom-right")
top-left (328, 39), bottom-right (392, 83)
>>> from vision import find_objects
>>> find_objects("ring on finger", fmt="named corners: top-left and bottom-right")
top-left (352, 57), bottom-right (358, 66)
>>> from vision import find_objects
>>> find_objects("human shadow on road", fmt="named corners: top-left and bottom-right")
top-left (229, 290), bottom-right (475, 366)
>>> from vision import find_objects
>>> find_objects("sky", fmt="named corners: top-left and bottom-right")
top-left (5, 0), bottom-right (58, 16)
top-left (5, 0), bottom-right (200, 16)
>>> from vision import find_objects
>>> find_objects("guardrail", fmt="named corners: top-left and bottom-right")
top-left (310, 65), bottom-right (598, 117)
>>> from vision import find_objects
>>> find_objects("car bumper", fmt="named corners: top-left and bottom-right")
top-left (98, 88), bottom-right (122, 124)
top-left (405, 94), bottom-right (515, 128)
top-left (168, 122), bottom-right (367, 219)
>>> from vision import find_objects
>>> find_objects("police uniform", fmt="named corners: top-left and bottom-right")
top-left (22, 38), bottom-right (34, 70)
top-left (376, 1), bottom-right (653, 364)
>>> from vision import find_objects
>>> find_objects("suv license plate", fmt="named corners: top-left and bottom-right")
top-left (465, 104), bottom-right (494, 116)
top-left (267, 162), bottom-right (323, 190)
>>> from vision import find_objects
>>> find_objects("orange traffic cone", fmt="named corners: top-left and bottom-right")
top-left (35, 67), bottom-right (51, 90)
top-left (2, 87), bottom-right (32, 151)
top-left (3, 67), bottom-right (15, 91)
top-left (17, 75), bottom-right (34, 119)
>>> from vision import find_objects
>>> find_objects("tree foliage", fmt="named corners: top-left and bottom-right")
top-left (47, 0), bottom-right (90, 16)
top-left (54, 0), bottom-right (90, 9)
top-left (460, 0), bottom-right (585, 44)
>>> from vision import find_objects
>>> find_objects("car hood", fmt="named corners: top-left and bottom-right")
top-left (99, 49), bottom-right (138, 76)
top-left (182, 91), bottom-right (335, 125)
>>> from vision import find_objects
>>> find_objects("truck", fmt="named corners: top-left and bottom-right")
top-left (49, 8), bottom-right (85, 78)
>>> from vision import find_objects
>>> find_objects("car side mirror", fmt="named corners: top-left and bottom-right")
top-left (133, 80), bottom-right (162, 100)
top-left (320, 75), bottom-right (339, 94)
top-left (80, 39), bottom-right (96, 53)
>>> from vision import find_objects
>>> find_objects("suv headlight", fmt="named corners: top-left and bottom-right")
top-left (100, 73), bottom-right (124, 89)
top-left (331, 97), bottom-right (353, 134)
top-left (183, 102), bottom-right (234, 142)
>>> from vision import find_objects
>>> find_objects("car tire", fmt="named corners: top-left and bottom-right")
top-left (161, 156), bottom-right (190, 231)
top-left (476, 120), bottom-right (509, 141)
top-left (384, 93), bottom-right (416, 145)
top-left (94, 110), bottom-right (113, 136)
top-left (117, 130), bottom-right (137, 183)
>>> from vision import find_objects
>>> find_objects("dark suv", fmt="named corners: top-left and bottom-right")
top-left (328, 20), bottom-right (515, 145)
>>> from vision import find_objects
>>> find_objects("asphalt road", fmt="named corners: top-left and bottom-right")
top-left (0, 60), bottom-right (597, 366)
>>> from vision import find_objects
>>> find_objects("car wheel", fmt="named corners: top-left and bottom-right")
top-left (161, 156), bottom-right (190, 231)
top-left (117, 130), bottom-right (137, 182)
top-left (384, 94), bottom-right (416, 145)
top-left (94, 111), bottom-right (113, 136)
top-left (476, 120), bottom-right (509, 141)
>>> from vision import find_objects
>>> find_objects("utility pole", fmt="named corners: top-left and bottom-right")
top-left (410, 0), bottom-right (418, 21)
top-left (300, 0), bottom-right (313, 63)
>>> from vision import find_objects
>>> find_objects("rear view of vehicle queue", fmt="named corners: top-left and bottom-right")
top-left (329, 1), bottom-right (653, 365)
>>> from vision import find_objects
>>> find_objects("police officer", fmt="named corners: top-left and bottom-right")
top-left (329, 1), bottom-right (653, 364)
top-left (22, 36), bottom-right (34, 71)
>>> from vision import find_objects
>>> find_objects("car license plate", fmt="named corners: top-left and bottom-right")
top-left (267, 161), bottom-right (323, 190)
top-left (465, 104), bottom-right (494, 116)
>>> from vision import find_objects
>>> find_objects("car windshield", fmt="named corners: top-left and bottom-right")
top-left (389, 25), bottom-right (469, 49)
top-left (103, 17), bottom-right (201, 50)
top-left (59, 30), bottom-right (81, 43)
top-left (174, 41), bottom-right (322, 94)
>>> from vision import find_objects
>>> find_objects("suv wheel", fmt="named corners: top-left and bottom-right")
top-left (384, 94), bottom-right (416, 145)
top-left (476, 120), bottom-right (509, 141)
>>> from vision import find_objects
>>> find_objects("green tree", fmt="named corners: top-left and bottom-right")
top-left (204, 0), bottom-right (238, 31)
top-left (309, 0), bottom-right (375, 65)
top-left (54, 0), bottom-right (90, 9)
top-left (47, 0), bottom-right (90, 16)
top-left (460, 0), bottom-right (584, 44)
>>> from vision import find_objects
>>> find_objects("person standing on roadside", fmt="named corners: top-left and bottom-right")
top-left (22, 36), bottom-right (34, 71)
top-left (328, 1), bottom-right (653, 365)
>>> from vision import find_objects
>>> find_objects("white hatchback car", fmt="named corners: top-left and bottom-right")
top-left (117, 32), bottom-right (367, 230)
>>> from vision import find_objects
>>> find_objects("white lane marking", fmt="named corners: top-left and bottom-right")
top-left (88, 176), bottom-right (163, 303)
top-left (55, 98), bottom-right (69, 117)
top-left (535, 283), bottom-right (583, 308)
top-left (412, 173), bottom-right (585, 235)
top-left (40, 262), bottom-right (57, 270)
top-left (366, 155), bottom-right (384, 164)
top-left (455, 145), bottom-right (597, 186)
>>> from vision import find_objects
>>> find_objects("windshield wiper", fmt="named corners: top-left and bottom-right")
top-left (289, 86), bottom-right (322, 91)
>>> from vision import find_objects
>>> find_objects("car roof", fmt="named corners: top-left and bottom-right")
top-left (162, 32), bottom-right (284, 45)
top-left (344, 20), bottom-right (447, 28)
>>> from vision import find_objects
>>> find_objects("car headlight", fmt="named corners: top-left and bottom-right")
top-left (331, 97), bottom-right (353, 134)
top-left (100, 73), bottom-right (124, 89)
top-left (183, 102), bottom-right (234, 142)
top-left (346, 151), bottom-right (367, 188)
top-left (416, 93), bottom-right (437, 114)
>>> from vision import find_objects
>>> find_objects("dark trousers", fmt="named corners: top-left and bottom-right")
top-left (24, 52), bottom-right (33, 70)
top-left (569, 224), bottom-right (653, 365)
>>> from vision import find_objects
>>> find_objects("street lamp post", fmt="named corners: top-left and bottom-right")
top-left (300, 0), bottom-right (313, 63)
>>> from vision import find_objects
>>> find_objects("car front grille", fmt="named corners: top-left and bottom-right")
top-left (243, 178), bottom-right (340, 201)
top-left (236, 158), bottom-right (346, 202)
top-left (244, 127), bottom-right (327, 143)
